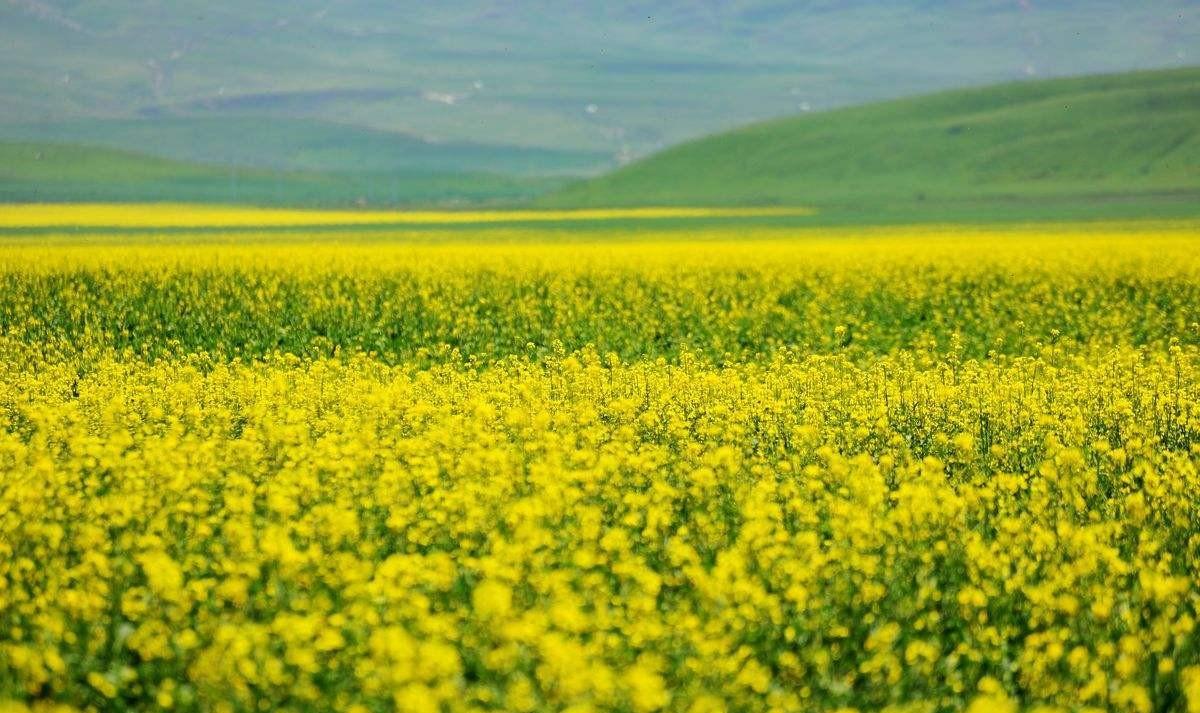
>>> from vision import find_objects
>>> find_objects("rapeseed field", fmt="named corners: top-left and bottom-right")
top-left (1, 222), bottom-right (1199, 712)
top-left (0, 204), bottom-right (810, 229)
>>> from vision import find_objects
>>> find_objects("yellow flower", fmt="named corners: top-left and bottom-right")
top-left (472, 580), bottom-right (514, 620)
top-left (1183, 666), bottom-right (1200, 713)
top-left (1112, 684), bottom-right (1152, 713)
top-left (624, 663), bottom-right (670, 712)
top-left (86, 672), bottom-right (118, 699)
top-left (965, 693), bottom-right (1017, 713)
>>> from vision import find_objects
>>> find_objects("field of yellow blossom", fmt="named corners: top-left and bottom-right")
top-left (2, 220), bottom-right (1200, 712)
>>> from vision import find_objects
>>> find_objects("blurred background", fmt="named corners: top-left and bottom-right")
top-left (1, 1), bottom-right (1197, 215)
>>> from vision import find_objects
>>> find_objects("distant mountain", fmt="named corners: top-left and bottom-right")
top-left (541, 67), bottom-right (1200, 223)
top-left (2, 1), bottom-right (1197, 170)
top-left (0, 118), bottom-right (607, 176)
top-left (0, 142), bottom-right (567, 207)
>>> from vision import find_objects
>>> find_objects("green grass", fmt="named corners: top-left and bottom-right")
top-left (6, 68), bottom-right (1200, 220)
top-left (543, 67), bottom-right (1200, 223)
top-left (0, 117), bottom-right (609, 176)
top-left (0, 142), bottom-right (567, 208)
top-left (3, 2), bottom-right (1196, 159)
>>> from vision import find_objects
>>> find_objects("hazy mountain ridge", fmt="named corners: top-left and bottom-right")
top-left (3, 0), bottom-right (1197, 165)
top-left (0, 141), bottom-right (570, 207)
top-left (0, 117), bottom-right (608, 175)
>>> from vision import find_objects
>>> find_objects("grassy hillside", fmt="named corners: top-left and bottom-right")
top-left (0, 143), bottom-right (565, 207)
top-left (2, 1), bottom-right (1196, 160)
top-left (0, 118), bottom-right (609, 177)
top-left (3, 2), bottom-right (1195, 207)
top-left (544, 68), bottom-right (1200, 222)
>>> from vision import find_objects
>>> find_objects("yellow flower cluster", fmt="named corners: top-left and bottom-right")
top-left (0, 223), bottom-right (1199, 711)
top-left (1, 225), bottom-right (1198, 366)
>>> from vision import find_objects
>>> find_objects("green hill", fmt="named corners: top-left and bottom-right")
top-left (543, 68), bottom-right (1200, 222)
top-left (0, 143), bottom-right (565, 207)
top-left (3, 2), bottom-right (1197, 160)
top-left (0, 118), bottom-right (608, 177)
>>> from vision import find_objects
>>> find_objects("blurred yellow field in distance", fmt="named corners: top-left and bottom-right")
top-left (1, 216), bottom-right (1199, 712)
top-left (0, 203), bottom-right (814, 229)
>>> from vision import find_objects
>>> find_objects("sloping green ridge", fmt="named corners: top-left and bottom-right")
top-left (0, 117), bottom-right (609, 176)
top-left (0, 142), bottom-right (566, 208)
top-left (542, 67), bottom-right (1200, 221)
